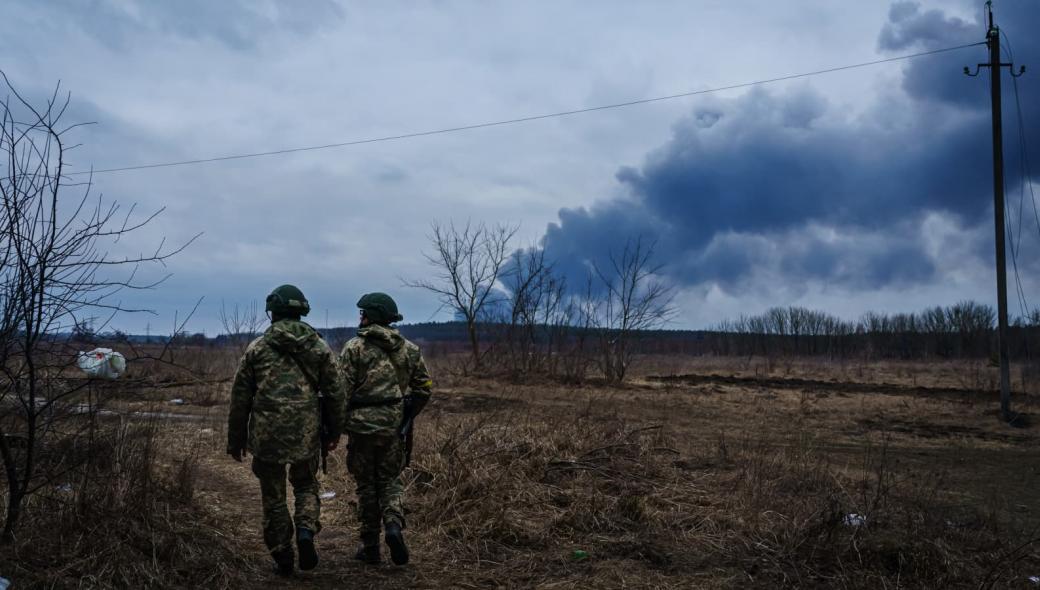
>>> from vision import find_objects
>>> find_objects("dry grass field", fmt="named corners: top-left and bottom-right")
top-left (3, 351), bottom-right (1039, 589)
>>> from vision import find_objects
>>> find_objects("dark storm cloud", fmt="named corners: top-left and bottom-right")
top-left (881, 1), bottom-right (1038, 128)
top-left (538, 1), bottom-right (1040, 293)
top-left (877, 2), bottom-right (977, 52)
top-left (879, 1), bottom-right (984, 108)
top-left (775, 228), bottom-right (936, 287)
top-left (539, 199), bottom-right (662, 288)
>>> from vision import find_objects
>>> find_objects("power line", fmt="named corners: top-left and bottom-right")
top-left (1001, 30), bottom-right (1036, 319)
top-left (997, 36), bottom-right (1029, 319)
top-left (1016, 75), bottom-right (1040, 242)
top-left (67, 42), bottom-right (984, 176)
top-left (1004, 187), bottom-right (1029, 318)
top-left (1007, 50), bottom-right (1039, 243)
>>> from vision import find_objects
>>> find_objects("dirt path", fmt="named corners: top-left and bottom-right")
top-left (194, 445), bottom-right (440, 589)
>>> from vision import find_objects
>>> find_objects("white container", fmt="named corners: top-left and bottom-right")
top-left (77, 348), bottom-right (127, 379)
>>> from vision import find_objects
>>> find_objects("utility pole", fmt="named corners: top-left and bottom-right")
top-left (965, 1), bottom-right (1026, 423)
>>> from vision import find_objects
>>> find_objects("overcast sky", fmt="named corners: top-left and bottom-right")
top-left (1, 0), bottom-right (1037, 334)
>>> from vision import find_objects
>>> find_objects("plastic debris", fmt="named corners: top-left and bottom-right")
top-left (0, 576), bottom-right (10, 590)
top-left (319, 491), bottom-right (336, 500)
top-left (169, 399), bottom-right (185, 405)
top-left (200, 428), bottom-right (214, 434)
top-left (55, 483), bottom-right (73, 493)
top-left (77, 348), bottom-right (126, 379)
top-left (571, 549), bottom-right (589, 561)
top-left (843, 513), bottom-right (867, 527)
top-left (1028, 576), bottom-right (1040, 585)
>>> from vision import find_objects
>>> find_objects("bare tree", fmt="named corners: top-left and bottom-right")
top-left (0, 74), bottom-right (195, 540)
top-left (501, 247), bottom-right (557, 376)
top-left (557, 272), bottom-right (598, 384)
top-left (1026, 308), bottom-right (1040, 328)
top-left (592, 237), bottom-right (675, 382)
top-left (533, 263), bottom-right (568, 376)
top-left (219, 299), bottom-right (263, 351)
top-left (947, 300), bottom-right (995, 357)
top-left (405, 220), bottom-right (518, 369)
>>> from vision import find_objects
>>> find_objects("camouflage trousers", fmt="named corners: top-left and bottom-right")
top-left (346, 432), bottom-right (406, 535)
top-left (251, 456), bottom-right (322, 553)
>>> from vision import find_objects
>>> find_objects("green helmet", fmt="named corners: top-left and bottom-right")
top-left (357, 292), bottom-right (403, 325)
top-left (265, 284), bottom-right (310, 317)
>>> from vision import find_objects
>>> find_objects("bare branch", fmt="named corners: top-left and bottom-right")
top-left (404, 219), bottom-right (518, 370)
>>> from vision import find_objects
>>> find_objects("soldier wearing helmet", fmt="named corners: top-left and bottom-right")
top-left (227, 284), bottom-right (344, 576)
top-left (340, 292), bottom-right (433, 565)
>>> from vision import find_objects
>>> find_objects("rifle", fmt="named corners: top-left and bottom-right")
top-left (318, 393), bottom-right (336, 474)
top-left (397, 395), bottom-right (417, 467)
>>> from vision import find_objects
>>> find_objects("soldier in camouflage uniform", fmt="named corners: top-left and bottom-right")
top-left (340, 292), bottom-right (432, 565)
top-left (227, 284), bottom-right (344, 576)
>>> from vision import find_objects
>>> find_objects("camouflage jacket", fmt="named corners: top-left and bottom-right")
top-left (339, 323), bottom-right (432, 435)
top-left (227, 319), bottom-right (343, 464)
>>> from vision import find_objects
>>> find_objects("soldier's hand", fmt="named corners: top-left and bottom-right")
top-left (324, 435), bottom-right (340, 453)
top-left (228, 447), bottom-right (246, 462)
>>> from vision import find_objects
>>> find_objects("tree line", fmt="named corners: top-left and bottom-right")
top-left (708, 302), bottom-right (1040, 360)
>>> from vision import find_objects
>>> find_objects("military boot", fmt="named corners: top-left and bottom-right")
top-left (271, 547), bottom-right (294, 577)
top-left (355, 532), bottom-right (381, 564)
top-left (297, 527), bottom-right (318, 571)
top-left (384, 522), bottom-right (409, 565)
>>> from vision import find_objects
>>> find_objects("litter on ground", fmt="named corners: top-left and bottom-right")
top-left (843, 513), bottom-right (867, 527)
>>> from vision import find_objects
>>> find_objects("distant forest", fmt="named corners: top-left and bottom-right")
top-left (108, 300), bottom-right (1040, 363)
top-left (706, 301), bottom-right (1040, 360)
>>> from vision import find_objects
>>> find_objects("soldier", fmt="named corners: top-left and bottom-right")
top-left (227, 284), bottom-right (344, 576)
top-left (340, 292), bottom-right (432, 565)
